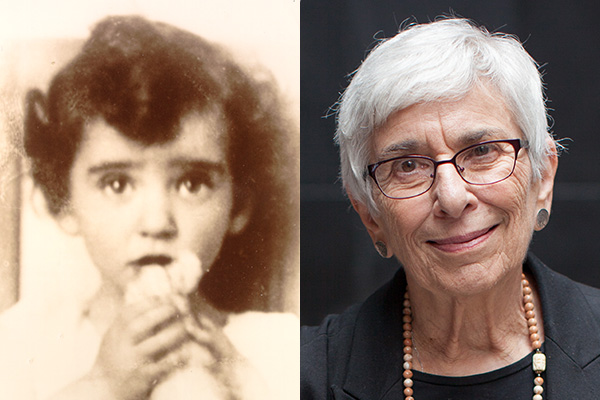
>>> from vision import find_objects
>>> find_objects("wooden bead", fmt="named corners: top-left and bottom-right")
top-left (529, 325), bottom-right (539, 334)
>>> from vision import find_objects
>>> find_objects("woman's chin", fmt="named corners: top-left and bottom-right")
top-left (414, 260), bottom-right (513, 298)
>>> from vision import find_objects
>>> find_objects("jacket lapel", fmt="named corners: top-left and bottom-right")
top-left (528, 253), bottom-right (600, 397)
top-left (342, 270), bottom-right (407, 399)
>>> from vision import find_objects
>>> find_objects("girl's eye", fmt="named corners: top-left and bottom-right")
top-left (99, 175), bottom-right (133, 196)
top-left (177, 174), bottom-right (211, 197)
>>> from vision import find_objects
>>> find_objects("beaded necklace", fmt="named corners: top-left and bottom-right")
top-left (401, 274), bottom-right (546, 400)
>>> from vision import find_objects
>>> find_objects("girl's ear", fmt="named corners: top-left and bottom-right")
top-left (55, 209), bottom-right (81, 236)
top-left (228, 197), bottom-right (253, 235)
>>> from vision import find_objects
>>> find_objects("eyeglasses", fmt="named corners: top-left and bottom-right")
top-left (366, 139), bottom-right (526, 200)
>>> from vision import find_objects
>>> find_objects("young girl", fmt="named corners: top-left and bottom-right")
top-left (0, 15), bottom-right (297, 399)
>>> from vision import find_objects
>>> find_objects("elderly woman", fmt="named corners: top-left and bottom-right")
top-left (301, 18), bottom-right (600, 399)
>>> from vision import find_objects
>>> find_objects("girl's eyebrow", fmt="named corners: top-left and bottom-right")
top-left (168, 159), bottom-right (227, 172)
top-left (86, 159), bottom-right (229, 176)
top-left (87, 161), bottom-right (138, 175)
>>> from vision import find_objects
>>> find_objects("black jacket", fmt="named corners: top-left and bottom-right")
top-left (301, 253), bottom-right (600, 399)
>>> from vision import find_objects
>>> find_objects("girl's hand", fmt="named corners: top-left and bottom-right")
top-left (91, 296), bottom-right (190, 400)
top-left (154, 310), bottom-right (268, 400)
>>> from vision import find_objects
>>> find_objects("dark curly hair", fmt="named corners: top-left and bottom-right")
top-left (24, 15), bottom-right (297, 312)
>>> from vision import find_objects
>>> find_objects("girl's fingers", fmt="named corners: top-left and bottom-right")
top-left (128, 301), bottom-right (186, 344)
top-left (187, 320), bottom-right (238, 364)
top-left (137, 319), bottom-right (190, 361)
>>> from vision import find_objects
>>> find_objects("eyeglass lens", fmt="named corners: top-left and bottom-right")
top-left (373, 140), bottom-right (519, 199)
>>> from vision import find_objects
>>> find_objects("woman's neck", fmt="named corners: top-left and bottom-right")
top-left (406, 269), bottom-right (544, 376)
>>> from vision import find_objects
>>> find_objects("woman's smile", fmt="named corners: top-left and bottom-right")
top-left (427, 224), bottom-right (499, 253)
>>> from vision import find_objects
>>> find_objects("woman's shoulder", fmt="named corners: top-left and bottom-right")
top-left (302, 268), bottom-right (406, 348)
top-left (301, 303), bottom-right (362, 348)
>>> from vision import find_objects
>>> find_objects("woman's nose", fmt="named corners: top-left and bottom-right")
top-left (138, 187), bottom-right (177, 240)
top-left (431, 164), bottom-right (474, 218)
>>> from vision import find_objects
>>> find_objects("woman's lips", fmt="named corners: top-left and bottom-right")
top-left (427, 225), bottom-right (498, 253)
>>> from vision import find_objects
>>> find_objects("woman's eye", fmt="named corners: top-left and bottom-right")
top-left (391, 159), bottom-right (418, 174)
top-left (400, 160), bottom-right (417, 172)
top-left (473, 144), bottom-right (492, 156)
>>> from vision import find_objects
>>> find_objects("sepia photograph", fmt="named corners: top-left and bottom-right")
top-left (0, 1), bottom-right (299, 399)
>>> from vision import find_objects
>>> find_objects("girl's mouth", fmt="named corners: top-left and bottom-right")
top-left (130, 254), bottom-right (174, 267)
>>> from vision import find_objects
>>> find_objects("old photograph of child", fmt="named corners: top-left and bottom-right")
top-left (0, 1), bottom-right (299, 399)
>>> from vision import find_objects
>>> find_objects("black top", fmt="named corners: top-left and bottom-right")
top-left (301, 253), bottom-right (600, 399)
top-left (397, 347), bottom-right (539, 399)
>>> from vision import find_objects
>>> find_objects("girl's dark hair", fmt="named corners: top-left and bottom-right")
top-left (24, 16), bottom-right (297, 312)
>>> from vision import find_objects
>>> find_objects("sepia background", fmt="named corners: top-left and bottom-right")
top-left (301, 1), bottom-right (600, 325)
top-left (0, 0), bottom-right (299, 315)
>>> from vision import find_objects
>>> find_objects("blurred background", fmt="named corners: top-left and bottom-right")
top-left (301, 1), bottom-right (600, 325)
top-left (0, 0), bottom-right (299, 315)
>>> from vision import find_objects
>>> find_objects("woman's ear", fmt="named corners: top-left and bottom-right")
top-left (347, 191), bottom-right (386, 247)
top-left (536, 138), bottom-right (559, 213)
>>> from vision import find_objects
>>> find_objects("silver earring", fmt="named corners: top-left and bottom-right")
top-left (535, 208), bottom-right (549, 231)
top-left (375, 241), bottom-right (388, 258)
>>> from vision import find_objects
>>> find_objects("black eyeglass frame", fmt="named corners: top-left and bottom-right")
top-left (366, 139), bottom-right (526, 200)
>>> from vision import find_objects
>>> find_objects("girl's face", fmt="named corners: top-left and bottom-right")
top-left (60, 109), bottom-right (250, 293)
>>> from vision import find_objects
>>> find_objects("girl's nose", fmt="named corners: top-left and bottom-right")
top-left (138, 187), bottom-right (177, 240)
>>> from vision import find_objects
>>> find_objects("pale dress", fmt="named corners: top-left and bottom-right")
top-left (0, 296), bottom-right (299, 399)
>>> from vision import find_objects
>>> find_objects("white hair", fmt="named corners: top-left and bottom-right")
top-left (335, 18), bottom-right (555, 210)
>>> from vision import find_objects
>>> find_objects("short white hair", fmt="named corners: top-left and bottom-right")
top-left (335, 18), bottom-right (554, 210)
